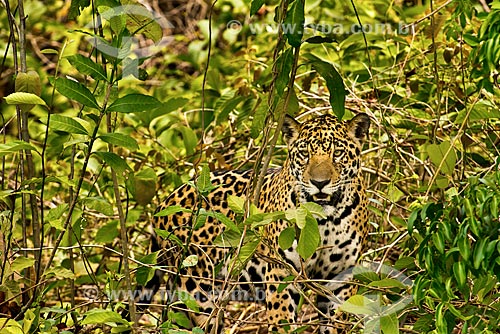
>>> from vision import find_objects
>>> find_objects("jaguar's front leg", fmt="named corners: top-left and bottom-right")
top-left (317, 283), bottom-right (357, 334)
top-left (265, 262), bottom-right (301, 333)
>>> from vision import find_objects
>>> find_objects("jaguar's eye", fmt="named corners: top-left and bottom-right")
top-left (297, 149), bottom-right (308, 159)
top-left (333, 149), bottom-right (344, 158)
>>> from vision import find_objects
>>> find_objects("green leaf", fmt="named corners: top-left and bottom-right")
top-left (182, 255), bottom-right (199, 267)
top-left (168, 311), bottom-right (192, 328)
top-left (387, 184), bottom-right (404, 202)
top-left (196, 165), bottom-right (214, 193)
top-left (297, 216), bottom-right (320, 259)
top-left (15, 71), bottom-right (41, 95)
top-left (154, 228), bottom-right (183, 247)
top-left (106, 93), bottom-right (161, 113)
top-left (250, 100), bottom-right (269, 139)
top-left (99, 133), bottom-right (139, 150)
top-left (23, 309), bottom-right (36, 334)
top-left (148, 97), bottom-right (188, 121)
top-left (340, 295), bottom-right (377, 315)
top-left (11, 256), bottom-right (35, 272)
top-left (136, 252), bottom-right (158, 285)
top-left (203, 209), bottom-right (239, 233)
top-left (367, 278), bottom-right (407, 289)
top-left (218, 95), bottom-right (245, 122)
top-left (82, 197), bottom-right (114, 216)
top-left (473, 238), bottom-right (488, 270)
top-left (455, 101), bottom-right (500, 123)
top-left (0, 318), bottom-right (24, 334)
top-left (247, 211), bottom-right (285, 228)
top-left (380, 313), bottom-right (399, 334)
top-left (463, 33), bottom-right (478, 47)
top-left (279, 227), bottom-right (295, 250)
top-left (93, 151), bottom-right (132, 174)
top-left (407, 209), bottom-right (419, 235)
top-left (95, 220), bottom-right (119, 243)
top-left (214, 229), bottom-right (244, 248)
top-left (129, 168), bottom-right (158, 206)
top-left (457, 234), bottom-right (471, 261)
top-left (68, 0), bottom-right (91, 19)
top-left (231, 238), bottom-right (260, 275)
top-left (301, 202), bottom-right (326, 219)
top-left (353, 267), bottom-right (379, 283)
top-left (66, 54), bottom-right (108, 82)
top-left (155, 205), bottom-right (192, 217)
top-left (176, 290), bottom-right (200, 312)
top-left (432, 229), bottom-right (445, 254)
top-left (45, 266), bottom-right (76, 279)
top-left (46, 204), bottom-right (68, 221)
top-left (121, 0), bottom-right (163, 43)
top-left (46, 204), bottom-right (69, 230)
top-left (228, 195), bottom-right (245, 214)
top-left (81, 309), bottom-right (128, 325)
top-left (453, 261), bottom-right (467, 289)
top-left (250, 0), bottom-right (265, 15)
top-left (48, 114), bottom-right (90, 135)
top-left (394, 257), bottom-right (416, 271)
top-left (283, 0), bottom-right (305, 47)
top-left (275, 48), bottom-right (293, 97)
top-left (179, 125), bottom-right (198, 156)
top-left (55, 77), bottom-right (100, 109)
top-left (435, 303), bottom-right (447, 333)
top-left (0, 141), bottom-right (38, 157)
top-left (4, 92), bottom-right (46, 107)
top-left (277, 275), bottom-right (294, 293)
top-left (285, 206), bottom-right (308, 229)
top-left (13, 71), bottom-right (43, 113)
top-left (427, 141), bottom-right (457, 176)
top-left (307, 55), bottom-right (345, 119)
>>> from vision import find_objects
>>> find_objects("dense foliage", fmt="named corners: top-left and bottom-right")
top-left (0, 0), bottom-right (499, 333)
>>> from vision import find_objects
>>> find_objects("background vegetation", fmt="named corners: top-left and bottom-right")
top-left (0, 0), bottom-right (499, 333)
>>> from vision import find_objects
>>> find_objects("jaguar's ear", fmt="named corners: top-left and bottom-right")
top-left (347, 113), bottom-right (370, 143)
top-left (282, 115), bottom-right (301, 147)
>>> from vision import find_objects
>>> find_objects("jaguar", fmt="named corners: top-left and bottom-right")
top-left (139, 113), bottom-right (371, 333)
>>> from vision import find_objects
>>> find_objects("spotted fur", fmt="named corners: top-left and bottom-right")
top-left (140, 113), bottom-right (371, 333)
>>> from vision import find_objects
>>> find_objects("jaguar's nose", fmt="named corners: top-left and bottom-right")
top-left (310, 179), bottom-right (330, 192)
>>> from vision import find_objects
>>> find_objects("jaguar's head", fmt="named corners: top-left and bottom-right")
top-left (282, 113), bottom-right (370, 206)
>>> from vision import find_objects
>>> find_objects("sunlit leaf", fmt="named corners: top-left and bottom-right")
top-left (107, 93), bottom-right (161, 113)
top-left (136, 252), bottom-right (158, 285)
top-left (4, 92), bottom-right (46, 107)
top-left (11, 256), bottom-right (35, 272)
top-left (427, 141), bottom-right (456, 176)
top-left (283, 0), bottom-right (305, 47)
top-left (279, 227), bottom-right (295, 250)
top-left (275, 48), bottom-right (293, 97)
top-left (307, 55), bottom-right (345, 119)
top-left (82, 309), bottom-right (128, 325)
top-left (0, 141), bottom-right (39, 157)
top-left (95, 220), bottom-right (119, 243)
top-left (14, 71), bottom-right (42, 112)
top-left (48, 114), bottom-right (90, 135)
top-left (182, 255), bottom-right (199, 267)
top-left (99, 133), bottom-right (139, 150)
top-left (297, 216), bottom-right (320, 259)
top-left (93, 151), bottom-right (132, 173)
top-left (66, 54), bottom-right (108, 82)
top-left (55, 77), bottom-right (100, 109)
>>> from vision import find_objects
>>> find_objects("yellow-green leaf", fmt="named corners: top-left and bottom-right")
top-left (11, 256), bottom-right (35, 272)
top-left (4, 92), bottom-right (46, 107)
top-left (427, 141), bottom-right (457, 176)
